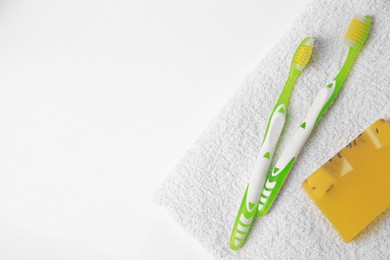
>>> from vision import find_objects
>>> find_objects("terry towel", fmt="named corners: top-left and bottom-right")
top-left (154, 0), bottom-right (390, 259)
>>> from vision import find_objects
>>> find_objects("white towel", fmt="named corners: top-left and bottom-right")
top-left (154, 0), bottom-right (390, 259)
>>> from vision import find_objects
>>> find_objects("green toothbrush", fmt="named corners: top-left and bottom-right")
top-left (230, 37), bottom-right (314, 250)
top-left (257, 15), bottom-right (372, 217)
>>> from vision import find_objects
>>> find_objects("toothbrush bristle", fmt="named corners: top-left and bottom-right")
top-left (345, 15), bottom-right (371, 48)
top-left (293, 37), bottom-right (314, 70)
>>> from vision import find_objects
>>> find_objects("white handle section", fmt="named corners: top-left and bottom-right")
top-left (246, 104), bottom-right (286, 206)
top-left (271, 81), bottom-right (336, 176)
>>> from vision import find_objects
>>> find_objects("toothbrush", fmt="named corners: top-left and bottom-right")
top-left (230, 37), bottom-right (313, 250)
top-left (257, 15), bottom-right (372, 217)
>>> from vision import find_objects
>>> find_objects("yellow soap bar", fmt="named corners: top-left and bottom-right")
top-left (303, 119), bottom-right (390, 242)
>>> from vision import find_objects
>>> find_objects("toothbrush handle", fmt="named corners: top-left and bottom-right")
top-left (230, 104), bottom-right (286, 249)
top-left (257, 80), bottom-right (337, 216)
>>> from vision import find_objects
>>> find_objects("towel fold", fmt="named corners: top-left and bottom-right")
top-left (154, 0), bottom-right (390, 259)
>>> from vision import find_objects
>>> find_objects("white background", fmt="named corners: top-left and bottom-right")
top-left (0, 0), bottom-right (311, 259)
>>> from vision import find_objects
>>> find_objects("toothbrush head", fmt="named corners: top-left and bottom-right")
top-left (292, 37), bottom-right (314, 71)
top-left (345, 15), bottom-right (371, 49)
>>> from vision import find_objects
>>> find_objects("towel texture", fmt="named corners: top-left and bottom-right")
top-left (154, 0), bottom-right (390, 259)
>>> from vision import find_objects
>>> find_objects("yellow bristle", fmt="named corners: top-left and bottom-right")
top-left (294, 45), bottom-right (313, 67)
top-left (293, 38), bottom-right (313, 70)
top-left (345, 16), bottom-right (369, 47)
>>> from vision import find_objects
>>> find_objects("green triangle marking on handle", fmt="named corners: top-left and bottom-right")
top-left (273, 167), bottom-right (279, 173)
top-left (248, 202), bottom-right (256, 211)
top-left (300, 122), bottom-right (306, 129)
top-left (278, 107), bottom-right (285, 114)
top-left (263, 152), bottom-right (271, 159)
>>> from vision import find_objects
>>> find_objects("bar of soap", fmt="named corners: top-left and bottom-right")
top-left (303, 119), bottom-right (390, 242)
